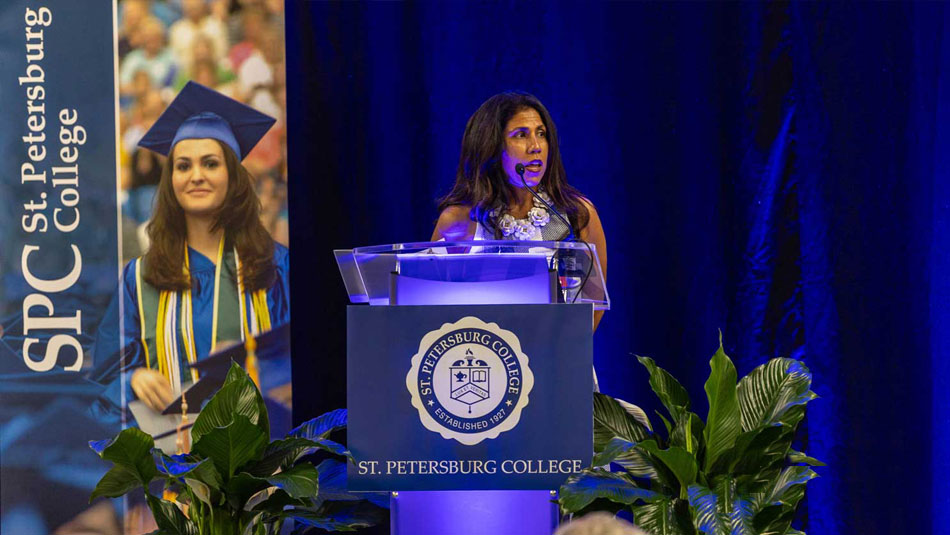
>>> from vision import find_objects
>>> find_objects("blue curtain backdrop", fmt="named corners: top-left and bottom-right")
top-left (285, 2), bottom-right (950, 533)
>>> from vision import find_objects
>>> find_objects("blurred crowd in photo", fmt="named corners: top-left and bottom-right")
top-left (118, 0), bottom-right (288, 262)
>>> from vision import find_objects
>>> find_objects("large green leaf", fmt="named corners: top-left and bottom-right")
top-left (558, 470), bottom-right (658, 513)
top-left (152, 451), bottom-right (214, 481)
top-left (311, 459), bottom-right (356, 503)
top-left (239, 512), bottom-right (266, 535)
top-left (149, 452), bottom-right (223, 507)
top-left (288, 409), bottom-right (347, 440)
top-left (657, 412), bottom-right (675, 436)
top-left (593, 393), bottom-right (656, 477)
top-left (90, 465), bottom-right (150, 501)
top-left (707, 425), bottom-right (789, 482)
top-left (248, 436), bottom-right (350, 477)
top-left (289, 500), bottom-right (388, 533)
top-left (266, 463), bottom-right (319, 498)
top-left (251, 488), bottom-right (308, 514)
top-left (618, 399), bottom-right (654, 432)
top-left (594, 393), bottom-right (652, 444)
top-left (184, 454), bottom-right (224, 492)
top-left (247, 438), bottom-right (308, 477)
top-left (191, 363), bottom-right (270, 444)
top-left (145, 494), bottom-right (198, 535)
top-left (183, 477), bottom-right (212, 505)
top-left (226, 472), bottom-right (271, 511)
top-left (207, 505), bottom-right (241, 535)
top-left (637, 440), bottom-right (698, 493)
top-left (737, 359), bottom-right (816, 432)
top-left (730, 427), bottom-right (796, 485)
top-left (280, 436), bottom-right (349, 464)
top-left (787, 450), bottom-right (825, 467)
top-left (89, 428), bottom-right (157, 500)
top-left (92, 428), bottom-right (157, 482)
top-left (305, 459), bottom-right (390, 509)
top-left (639, 356), bottom-right (691, 422)
top-left (702, 343), bottom-right (742, 471)
top-left (193, 414), bottom-right (269, 480)
top-left (752, 504), bottom-right (796, 535)
top-left (633, 498), bottom-right (696, 535)
top-left (670, 411), bottom-right (705, 456)
top-left (592, 437), bottom-right (641, 468)
top-left (755, 466), bottom-right (817, 511)
top-left (688, 478), bottom-right (755, 535)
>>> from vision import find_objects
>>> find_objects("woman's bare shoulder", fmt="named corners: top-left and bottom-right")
top-left (578, 196), bottom-right (597, 212)
top-left (438, 204), bottom-right (472, 220)
top-left (432, 205), bottom-right (476, 240)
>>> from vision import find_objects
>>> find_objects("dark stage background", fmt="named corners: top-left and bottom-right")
top-left (285, 2), bottom-right (950, 533)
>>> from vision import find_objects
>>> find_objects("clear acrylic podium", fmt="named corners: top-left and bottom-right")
top-left (335, 241), bottom-right (608, 535)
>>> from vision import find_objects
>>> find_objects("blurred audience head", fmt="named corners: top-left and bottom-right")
top-left (140, 91), bottom-right (165, 125)
top-left (192, 59), bottom-right (219, 88)
top-left (259, 25), bottom-right (283, 64)
top-left (192, 33), bottom-right (216, 64)
top-left (131, 69), bottom-right (153, 100)
top-left (122, 0), bottom-right (150, 34)
top-left (554, 513), bottom-right (647, 535)
top-left (237, 0), bottom-right (266, 9)
top-left (264, 0), bottom-right (283, 15)
top-left (241, 7), bottom-right (267, 45)
top-left (182, 0), bottom-right (208, 22)
top-left (140, 17), bottom-right (166, 56)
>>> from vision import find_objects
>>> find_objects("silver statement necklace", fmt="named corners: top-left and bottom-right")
top-left (490, 189), bottom-right (553, 240)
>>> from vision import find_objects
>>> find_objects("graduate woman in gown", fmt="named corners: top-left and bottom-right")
top-left (90, 82), bottom-right (290, 418)
top-left (432, 91), bottom-right (607, 330)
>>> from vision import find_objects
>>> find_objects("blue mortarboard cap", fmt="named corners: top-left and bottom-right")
top-left (138, 81), bottom-right (276, 160)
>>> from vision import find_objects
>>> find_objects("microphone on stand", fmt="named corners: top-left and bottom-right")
top-left (515, 163), bottom-right (590, 303)
top-left (515, 163), bottom-right (575, 242)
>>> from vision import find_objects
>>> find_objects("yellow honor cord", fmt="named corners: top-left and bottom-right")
top-left (134, 259), bottom-right (152, 370)
top-left (235, 248), bottom-right (250, 339)
top-left (245, 332), bottom-right (260, 387)
top-left (210, 236), bottom-right (226, 352)
top-left (156, 291), bottom-right (169, 380)
top-left (149, 237), bottom-right (273, 393)
top-left (253, 290), bottom-right (271, 331)
top-left (181, 245), bottom-right (200, 383)
top-left (181, 289), bottom-right (199, 384)
top-left (234, 248), bottom-right (265, 389)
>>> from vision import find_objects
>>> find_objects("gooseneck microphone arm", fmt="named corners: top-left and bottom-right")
top-left (514, 163), bottom-right (593, 304)
top-left (515, 163), bottom-right (575, 242)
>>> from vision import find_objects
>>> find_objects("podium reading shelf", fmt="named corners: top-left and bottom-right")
top-left (336, 241), bottom-right (608, 535)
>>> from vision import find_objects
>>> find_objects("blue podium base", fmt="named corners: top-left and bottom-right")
top-left (391, 490), bottom-right (559, 535)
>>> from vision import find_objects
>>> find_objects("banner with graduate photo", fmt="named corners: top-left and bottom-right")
top-left (0, 1), bottom-right (122, 533)
top-left (1, 1), bottom-right (293, 533)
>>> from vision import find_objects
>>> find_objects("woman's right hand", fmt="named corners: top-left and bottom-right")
top-left (131, 368), bottom-right (174, 412)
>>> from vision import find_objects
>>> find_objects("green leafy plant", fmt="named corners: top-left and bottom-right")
top-left (559, 339), bottom-right (822, 535)
top-left (89, 363), bottom-right (387, 534)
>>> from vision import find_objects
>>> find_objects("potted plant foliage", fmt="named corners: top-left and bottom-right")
top-left (89, 362), bottom-right (387, 534)
top-left (558, 340), bottom-right (822, 535)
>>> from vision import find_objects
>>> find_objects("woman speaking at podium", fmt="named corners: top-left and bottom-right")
top-left (91, 82), bottom-right (290, 416)
top-left (432, 91), bottom-right (607, 330)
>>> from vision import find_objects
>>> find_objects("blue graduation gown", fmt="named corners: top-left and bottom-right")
top-left (88, 243), bottom-right (290, 422)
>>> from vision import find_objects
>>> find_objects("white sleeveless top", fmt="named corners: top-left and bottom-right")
top-left (443, 220), bottom-right (600, 392)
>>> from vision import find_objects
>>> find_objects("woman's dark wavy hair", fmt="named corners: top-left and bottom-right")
top-left (143, 140), bottom-right (275, 291)
top-left (437, 91), bottom-right (589, 237)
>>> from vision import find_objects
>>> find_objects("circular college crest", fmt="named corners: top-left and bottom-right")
top-left (406, 317), bottom-right (534, 445)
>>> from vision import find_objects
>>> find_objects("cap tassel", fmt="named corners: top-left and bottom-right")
top-left (245, 333), bottom-right (260, 388)
top-left (175, 391), bottom-right (191, 455)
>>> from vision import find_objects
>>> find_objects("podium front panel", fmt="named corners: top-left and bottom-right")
top-left (347, 303), bottom-right (593, 491)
